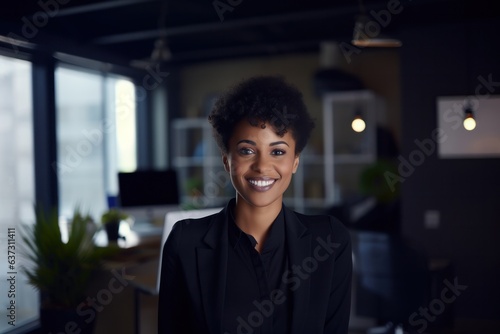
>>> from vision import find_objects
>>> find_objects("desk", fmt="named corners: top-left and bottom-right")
top-left (127, 259), bottom-right (161, 334)
top-left (95, 219), bottom-right (162, 248)
top-left (94, 221), bottom-right (163, 334)
top-left (98, 207), bottom-right (221, 333)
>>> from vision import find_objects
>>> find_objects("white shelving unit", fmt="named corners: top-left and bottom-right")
top-left (171, 118), bottom-right (232, 208)
top-left (323, 90), bottom-right (383, 207)
top-left (285, 153), bottom-right (325, 213)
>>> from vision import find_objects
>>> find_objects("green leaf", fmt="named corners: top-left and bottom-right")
top-left (20, 205), bottom-right (117, 308)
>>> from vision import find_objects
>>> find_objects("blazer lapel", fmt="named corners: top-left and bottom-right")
top-left (284, 207), bottom-right (312, 334)
top-left (196, 209), bottom-right (229, 334)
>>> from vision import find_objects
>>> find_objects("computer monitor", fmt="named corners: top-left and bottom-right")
top-left (118, 169), bottom-right (179, 207)
top-left (117, 169), bottom-right (180, 224)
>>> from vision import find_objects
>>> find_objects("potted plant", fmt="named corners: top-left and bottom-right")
top-left (101, 209), bottom-right (129, 242)
top-left (21, 207), bottom-right (115, 334)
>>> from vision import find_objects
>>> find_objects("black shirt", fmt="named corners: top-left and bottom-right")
top-left (222, 204), bottom-right (290, 334)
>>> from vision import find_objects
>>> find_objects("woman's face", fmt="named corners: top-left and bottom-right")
top-left (222, 120), bottom-right (299, 209)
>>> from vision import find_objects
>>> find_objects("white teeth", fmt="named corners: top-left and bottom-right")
top-left (249, 179), bottom-right (275, 187)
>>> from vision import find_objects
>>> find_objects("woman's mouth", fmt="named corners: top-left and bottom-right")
top-left (247, 178), bottom-right (276, 191)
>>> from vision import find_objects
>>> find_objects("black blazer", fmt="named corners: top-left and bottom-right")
top-left (158, 202), bottom-right (352, 334)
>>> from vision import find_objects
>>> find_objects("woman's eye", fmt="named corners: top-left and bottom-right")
top-left (272, 149), bottom-right (286, 156)
top-left (239, 148), bottom-right (254, 155)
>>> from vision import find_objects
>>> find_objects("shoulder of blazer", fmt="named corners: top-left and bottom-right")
top-left (167, 209), bottom-right (225, 248)
top-left (286, 208), bottom-right (351, 245)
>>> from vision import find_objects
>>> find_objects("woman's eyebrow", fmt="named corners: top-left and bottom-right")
top-left (237, 139), bottom-right (256, 145)
top-left (236, 139), bottom-right (289, 147)
top-left (270, 141), bottom-right (289, 147)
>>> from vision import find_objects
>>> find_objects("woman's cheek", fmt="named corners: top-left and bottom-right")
top-left (229, 158), bottom-right (245, 175)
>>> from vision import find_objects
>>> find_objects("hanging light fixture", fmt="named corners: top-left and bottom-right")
top-left (151, 1), bottom-right (172, 64)
top-left (129, 1), bottom-right (172, 69)
top-left (351, 109), bottom-right (366, 132)
top-left (352, 0), bottom-right (402, 47)
top-left (463, 103), bottom-right (476, 131)
top-left (151, 35), bottom-right (172, 63)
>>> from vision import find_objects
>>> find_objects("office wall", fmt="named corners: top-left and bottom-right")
top-left (177, 50), bottom-right (401, 149)
top-left (400, 20), bottom-right (500, 324)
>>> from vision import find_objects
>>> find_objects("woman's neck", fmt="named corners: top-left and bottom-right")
top-left (233, 198), bottom-right (282, 250)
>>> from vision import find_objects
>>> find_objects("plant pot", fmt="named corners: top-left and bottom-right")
top-left (104, 221), bottom-right (120, 242)
top-left (40, 307), bottom-right (96, 334)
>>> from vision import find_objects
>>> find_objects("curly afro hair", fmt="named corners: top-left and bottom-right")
top-left (208, 76), bottom-right (315, 154)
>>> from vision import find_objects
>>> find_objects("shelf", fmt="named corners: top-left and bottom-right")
top-left (299, 154), bottom-right (325, 163)
top-left (323, 90), bottom-right (383, 206)
top-left (171, 118), bottom-right (208, 128)
top-left (333, 154), bottom-right (376, 164)
top-left (173, 156), bottom-right (222, 167)
top-left (172, 117), bottom-right (228, 209)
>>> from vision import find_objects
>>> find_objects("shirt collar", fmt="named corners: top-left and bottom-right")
top-left (227, 199), bottom-right (285, 252)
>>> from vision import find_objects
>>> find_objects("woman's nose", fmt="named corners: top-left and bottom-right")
top-left (251, 154), bottom-right (272, 173)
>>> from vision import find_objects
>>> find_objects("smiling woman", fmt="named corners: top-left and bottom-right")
top-left (158, 76), bottom-right (352, 334)
top-left (222, 120), bottom-right (300, 234)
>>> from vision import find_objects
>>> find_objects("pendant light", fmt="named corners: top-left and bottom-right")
top-left (351, 109), bottom-right (366, 132)
top-left (463, 103), bottom-right (476, 131)
top-left (352, 0), bottom-right (402, 47)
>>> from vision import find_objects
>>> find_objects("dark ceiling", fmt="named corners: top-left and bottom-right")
top-left (0, 0), bottom-right (497, 69)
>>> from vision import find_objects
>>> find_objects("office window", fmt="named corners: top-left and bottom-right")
top-left (55, 66), bottom-right (137, 220)
top-left (0, 56), bottom-right (39, 331)
top-left (114, 79), bottom-right (137, 172)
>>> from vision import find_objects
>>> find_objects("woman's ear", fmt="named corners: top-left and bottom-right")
top-left (292, 154), bottom-right (300, 174)
top-left (222, 155), bottom-right (230, 173)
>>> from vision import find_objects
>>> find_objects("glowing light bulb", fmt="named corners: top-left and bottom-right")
top-left (463, 115), bottom-right (476, 131)
top-left (352, 117), bottom-right (366, 132)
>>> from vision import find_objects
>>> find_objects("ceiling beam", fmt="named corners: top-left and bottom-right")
top-left (52, 0), bottom-right (158, 17)
top-left (169, 39), bottom-right (322, 63)
top-left (93, 5), bottom-right (362, 45)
